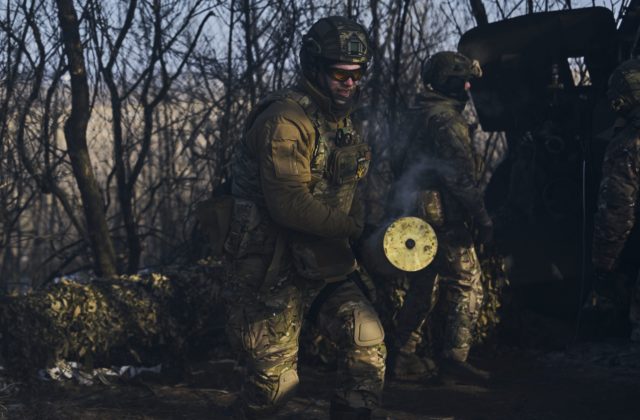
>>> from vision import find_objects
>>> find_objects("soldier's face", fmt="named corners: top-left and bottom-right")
top-left (322, 63), bottom-right (362, 105)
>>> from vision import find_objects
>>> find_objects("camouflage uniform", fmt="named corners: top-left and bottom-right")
top-left (222, 17), bottom-right (386, 418)
top-left (592, 59), bottom-right (640, 342)
top-left (393, 52), bottom-right (491, 366)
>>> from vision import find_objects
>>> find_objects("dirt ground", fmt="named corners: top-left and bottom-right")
top-left (2, 270), bottom-right (637, 419)
top-left (3, 338), bottom-right (637, 420)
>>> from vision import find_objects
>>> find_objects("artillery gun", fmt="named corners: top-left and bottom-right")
top-left (458, 4), bottom-right (638, 324)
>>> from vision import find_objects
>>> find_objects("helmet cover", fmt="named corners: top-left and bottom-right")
top-left (422, 51), bottom-right (482, 94)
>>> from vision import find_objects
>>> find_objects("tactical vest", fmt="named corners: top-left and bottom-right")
top-left (423, 99), bottom-right (480, 182)
top-left (227, 87), bottom-right (371, 281)
top-left (403, 95), bottom-right (478, 226)
top-left (297, 92), bottom-right (370, 213)
top-left (235, 87), bottom-right (371, 214)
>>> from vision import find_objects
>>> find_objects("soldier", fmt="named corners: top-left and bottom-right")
top-left (592, 58), bottom-right (640, 343)
top-left (389, 51), bottom-right (492, 383)
top-left (222, 16), bottom-right (386, 419)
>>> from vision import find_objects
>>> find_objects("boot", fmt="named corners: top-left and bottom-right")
top-left (437, 358), bottom-right (491, 385)
top-left (330, 400), bottom-right (372, 420)
top-left (391, 351), bottom-right (428, 379)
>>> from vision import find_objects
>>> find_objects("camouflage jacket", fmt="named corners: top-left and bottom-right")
top-left (402, 89), bottom-right (491, 227)
top-left (592, 116), bottom-right (640, 271)
top-left (231, 77), bottom-right (365, 241)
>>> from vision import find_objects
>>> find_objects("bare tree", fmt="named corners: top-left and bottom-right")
top-left (388, 0), bottom-right (411, 133)
top-left (87, 0), bottom-right (214, 273)
top-left (55, 0), bottom-right (117, 277)
top-left (470, 0), bottom-right (489, 24)
top-left (241, 0), bottom-right (259, 106)
top-left (0, 0), bottom-right (628, 286)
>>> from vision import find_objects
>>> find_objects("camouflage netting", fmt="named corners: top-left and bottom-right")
top-left (0, 260), bottom-right (226, 376)
top-left (0, 252), bottom-right (507, 378)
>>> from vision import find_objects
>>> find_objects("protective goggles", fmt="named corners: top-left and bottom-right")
top-left (326, 66), bottom-right (364, 82)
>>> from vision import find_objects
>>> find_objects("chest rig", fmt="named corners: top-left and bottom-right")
top-left (423, 96), bottom-right (480, 172)
top-left (426, 104), bottom-right (480, 225)
top-left (285, 89), bottom-right (371, 214)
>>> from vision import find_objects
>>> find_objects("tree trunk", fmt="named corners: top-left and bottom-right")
top-left (389, 0), bottom-right (411, 135)
top-left (369, 0), bottom-right (382, 114)
top-left (241, 0), bottom-right (257, 106)
top-left (469, 0), bottom-right (489, 26)
top-left (220, 0), bottom-right (236, 185)
top-left (55, 0), bottom-right (117, 277)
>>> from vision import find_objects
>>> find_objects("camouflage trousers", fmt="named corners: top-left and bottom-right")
top-left (395, 226), bottom-right (483, 362)
top-left (222, 254), bottom-right (386, 414)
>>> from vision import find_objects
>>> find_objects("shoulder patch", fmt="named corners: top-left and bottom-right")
top-left (270, 121), bottom-right (311, 182)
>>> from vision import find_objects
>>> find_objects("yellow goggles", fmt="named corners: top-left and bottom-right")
top-left (327, 67), bottom-right (364, 82)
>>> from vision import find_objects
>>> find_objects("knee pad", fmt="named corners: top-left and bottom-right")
top-left (353, 307), bottom-right (385, 347)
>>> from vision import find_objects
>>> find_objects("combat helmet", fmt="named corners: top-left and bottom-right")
top-left (300, 16), bottom-right (371, 80)
top-left (607, 59), bottom-right (640, 114)
top-left (422, 51), bottom-right (482, 99)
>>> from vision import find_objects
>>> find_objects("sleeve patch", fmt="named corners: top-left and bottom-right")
top-left (270, 123), bottom-right (311, 181)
